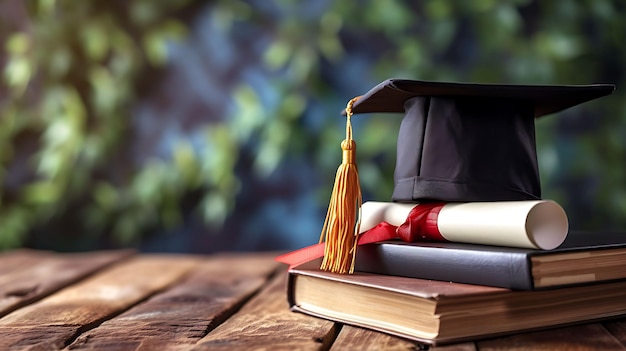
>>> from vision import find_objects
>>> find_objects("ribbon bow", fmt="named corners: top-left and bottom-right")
top-left (276, 202), bottom-right (446, 269)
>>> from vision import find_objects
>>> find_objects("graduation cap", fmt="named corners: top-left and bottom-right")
top-left (320, 78), bottom-right (615, 274)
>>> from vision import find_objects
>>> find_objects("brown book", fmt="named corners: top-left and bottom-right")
top-left (287, 260), bottom-right (626, 345)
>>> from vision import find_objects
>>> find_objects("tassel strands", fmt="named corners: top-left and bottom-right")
top-left (319, 96), bottom-right (362, 274)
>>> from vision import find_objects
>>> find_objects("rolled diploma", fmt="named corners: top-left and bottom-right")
top-left (360, 200), bottom-right (569, 250)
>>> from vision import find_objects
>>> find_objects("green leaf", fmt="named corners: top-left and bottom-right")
top-left (132, 161), bottom-right (165, 203)
top-left (37, 0), bottom-right (56, 15)
top-left (279, 93), bottom-right (306, 119)
top-left (143, 32), bottom-right (168, 66)
top-left (264, 40), bottom-right (292, 70)
top-left (535, 32), bottom-right (583, 60)
top-left (130, 1), bottom-right (158, 25)
top-left (5, 33), bottom-right (30, 55)
top-left (49, 47), bottom-right (72, 77)
top-left (201, 194), bottom-right (229, 227)
top-left (37, 149), bottom-right (64, 178)
top-left (161, 20), bottom-right (188, 40)
top-left (232, 85), bottom-right (263, 141)
top-left (254, 121), bottom-right (289, 177)
top-left (318, 12), bottom-right (344, 61)
top-left (289, 47), bottom-right (316, 82)
top-left (173, 141), bottom-right (200, 186)
top-left (82, 24), bottom-right (110, 60)
top-left (0, 208), bottom-right (30, 249)
top-left (3, 57), bottom-right (32, 90)
top-left (89, 66), bottom-right (118, 113)
top-left (425, 0), bottom-right (452, 20)
top-left (93, 182), bottom-right (119, 209)
top-left (21, 181), bottom-right (62, 204)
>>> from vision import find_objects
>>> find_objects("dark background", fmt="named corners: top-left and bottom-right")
top-left (1, 0), bottom-right (625, 253)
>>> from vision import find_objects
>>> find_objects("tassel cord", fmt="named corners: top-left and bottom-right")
top-left (319, 96), bottom-right (363, 274)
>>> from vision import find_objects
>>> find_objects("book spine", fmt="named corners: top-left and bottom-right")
top-left (355, 243), bottom-right (534, 290)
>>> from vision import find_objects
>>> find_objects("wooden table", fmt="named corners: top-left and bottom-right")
top-left (1, 249), bottom-right (625, 350)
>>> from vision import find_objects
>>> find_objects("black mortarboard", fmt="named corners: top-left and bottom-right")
top-left (348, 79), bottom-right (615, 203)
top-left (319, 78), bottom-right (614, 274)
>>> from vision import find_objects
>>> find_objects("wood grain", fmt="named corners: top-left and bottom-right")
top-left (65, 253), bottom-right (281, 351)
top-left (331, 325), bottom-right (477, 351)
top-left (331, 325), bottom-right (428, 350)
top-left (0, 255), bottom-right (198, 350)
top-left (1, 249), bottom-right (626, 350)
top-left (477, 324), bottom-right (626, 351)
top-left (191, 268), bottom-right (338, 351)
top-left (0, 249), bottom-right (48, 275)
top-left (432, 342), bottom-right (478, 351)
top-left (0, 249), bottom-right (133, 318)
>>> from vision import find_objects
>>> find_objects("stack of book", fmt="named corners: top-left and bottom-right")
top-left (285, 202), bottom-right (626, 345)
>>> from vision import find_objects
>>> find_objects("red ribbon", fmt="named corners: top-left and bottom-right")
top-left (275, 202), bottom-right (446, 268)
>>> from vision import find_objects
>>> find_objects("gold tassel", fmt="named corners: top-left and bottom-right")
top-left (319, 96), bottom-right (362, 274)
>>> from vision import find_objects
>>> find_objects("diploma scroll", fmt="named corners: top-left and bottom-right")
top-left (361, 200), bottom-right (569, 250)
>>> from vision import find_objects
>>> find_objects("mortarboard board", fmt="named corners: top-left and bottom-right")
top-left (348, 79), bottom-right (616, 203)
top-left (320, 78), bottom-right (615, 274)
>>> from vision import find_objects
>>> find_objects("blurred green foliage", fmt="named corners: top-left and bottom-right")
top-left (0, 0), bottom-right (211, 248)
top-left (1, 0), bottom-right (625, 250)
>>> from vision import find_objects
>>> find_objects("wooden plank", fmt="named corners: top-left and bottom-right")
top-left (0, 249), bottom-right (134, 318)
top-left (330, 326), bottom-right (418, 350)
top-left (477, 323), bottom-right (626, 351)
top-left (432, 342), bottom-right (478, 351)
top-left (0, 255), bottom-right (198, 350)
top-left (191, 268), bottom-right (338, 351)
top-left (0, 249), bottom-right (48, 275)
top-left (331, 325), bottom-right (477, 351)
top-left (65, 253), bottom-right (282, 350)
